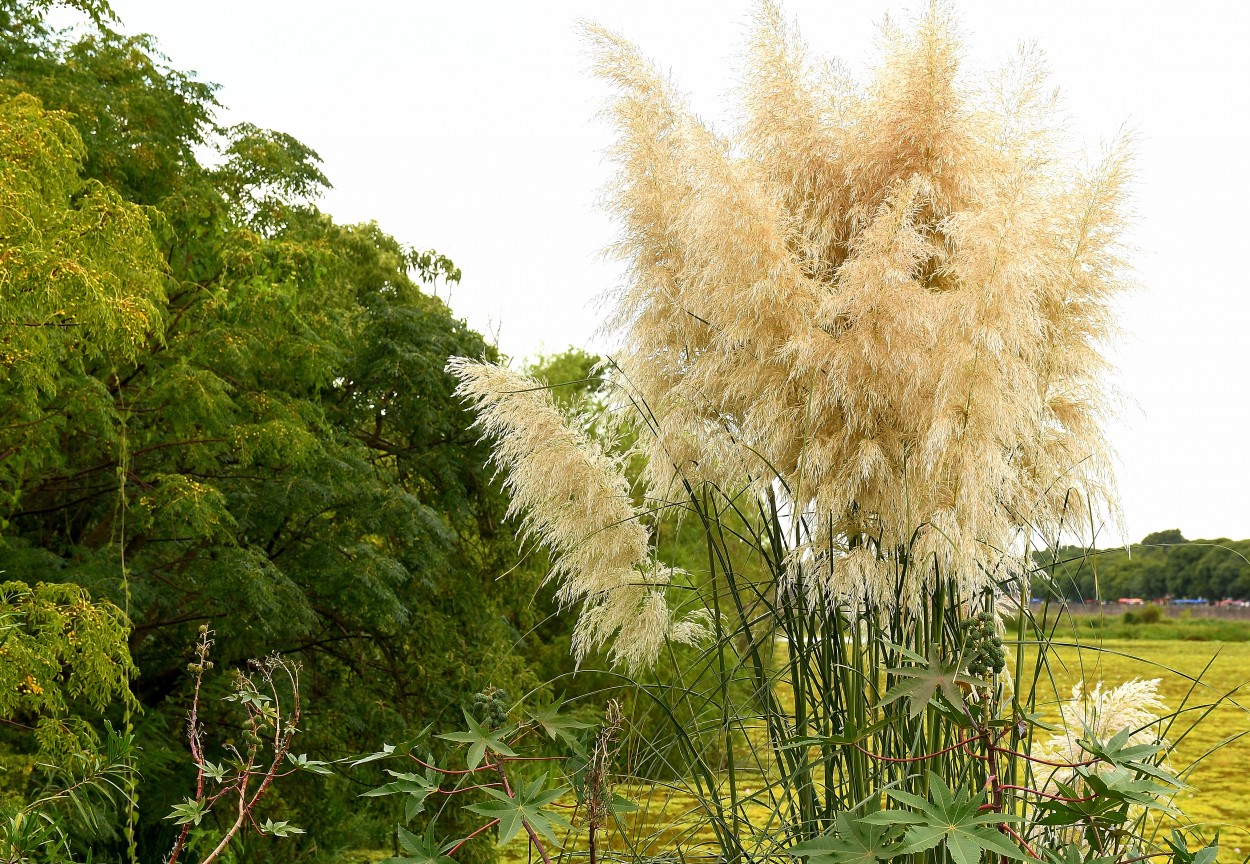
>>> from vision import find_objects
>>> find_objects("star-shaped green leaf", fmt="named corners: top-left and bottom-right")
top-left (1165, 829), bottom-right (1219, 864)
top-left (286, 752), bottom-right (334, 775)
top-left (378, 824), bottom-right (457, 864)
top-left (787, 812), bottom-right (902, 864)
top-left (529, 699), bottom-right (591, 749)
top-left (1034, 778), bottom-right (1129, 829)
top-left (166, 797), bottom-right (208, 827)
top-left (862, 772), bottom-right (1031, 864)
top-left (360, 769), bottom-right (438, 821)
top-left (352, 728), bottom-right (431, 767)
top-left (879, 646), bottom-right (982, 719)
top-left (198, 759), bottom-right (227, 782)
top-left (1080, 727), bottom-right (1165, 767)
top-left (1039, 842), bottom-right (1120, 864)
top-left (1075, 766), bottom-right (1181, 816)
top-left (436, 710), bottom-right (517, 770)
top-left (465, 775), bottom-right (572, 848)
top-left (1078, 727), bottom-right (1184, 790)
top-left (259, 818), bottom-right (305, 837)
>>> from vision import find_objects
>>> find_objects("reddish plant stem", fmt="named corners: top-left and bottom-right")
top-left (1090, 816), bottom-right (1109, 855)
top-left (977, 725), bottom-right (1033, 864)
top-left (166, 636), bottom-right (210, 864)
top-left (964, 742), bottom-right (993, 762)
top-left (501, 755), bottom-right (566, 762)
top-left (494, 758), bottom-right (553, 864)
top-left (434, 783), bottom-right (503, 795)
top-left (199, 753), bottom-right (255, 864)
top-left (203, 785), bottom-right (235, 807)
top-left (990, 745), bottom-right (1099, 769)
top-left (997, 784), bottom-right (1097, 804)
top-left (243, 672), bottom-right (300, 816)
top-left (168, 658), bottom-right (302, 864)
top-left (999, 823), bottom-right (1038, 859)
top-left (849, 735), bottom-right (980, 763)
top-left (982, 727), bottom-right (1004, 823)
top-left (410, 755), bottom-right (491, 775)
top-left (447, 818), bottom-right (500, 857)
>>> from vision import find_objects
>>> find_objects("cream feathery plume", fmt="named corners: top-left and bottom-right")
top-left (588, 19), bottom-right (830, 501)
top-left (737, 1), bottom-right (858, 272)
top-left (845, 0), bottom-right (978, 221)
top-left (1033, 677), bottom-right (1169, 842)
top-left (1038, 677), bottom-right (1169, 769)
top-left (587, 0), bottom-right (1131, 611)
top-left (446, 358), bottom-right (710, 672)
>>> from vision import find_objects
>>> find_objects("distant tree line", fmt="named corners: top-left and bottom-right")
top-left (1037, 529), bottom-right (1250, 602)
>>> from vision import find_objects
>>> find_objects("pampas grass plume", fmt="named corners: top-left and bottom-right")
top-left (588, 0), bottom-right (1130, 608)
top-left (446, 358), bottom-right (709, 671)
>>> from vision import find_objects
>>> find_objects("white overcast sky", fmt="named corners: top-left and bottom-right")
top-left (92, 0), bottom-right (1250, 545)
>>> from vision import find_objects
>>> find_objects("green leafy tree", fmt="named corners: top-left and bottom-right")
top-left (0, 582), bottom-right (135, 748)
top-left (1039, 532), bottom-right (1250, 602)
top-left (0, 55), bottom-right (163, 860)
top-left (0, 6), bottom-right (562, 858)
top-left (0, 89), bottom-right (165, 512)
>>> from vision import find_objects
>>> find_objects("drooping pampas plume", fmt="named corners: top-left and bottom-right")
top-left (446, 358), bottom-right (710, 672)
top-left (588, 0), bottom-right (1130, 607)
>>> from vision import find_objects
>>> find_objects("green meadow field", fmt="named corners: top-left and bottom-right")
top-left (482, 637), bottom-right (1250, 862)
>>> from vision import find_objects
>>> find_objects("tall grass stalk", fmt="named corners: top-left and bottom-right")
top-left (629, 486), bottom-right (997, 859)
top-left (597, 502), bottom-right (1242, 861)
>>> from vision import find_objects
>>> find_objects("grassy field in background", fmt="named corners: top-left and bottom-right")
top-left (1020, 608), bottom-right (1250, 642)
top-left (353, 634), bottom-right (1250, 862)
